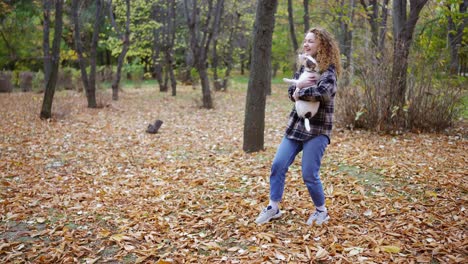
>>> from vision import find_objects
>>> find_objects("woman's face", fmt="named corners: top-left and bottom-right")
top-left (303, 32), bottom-right (319, 56)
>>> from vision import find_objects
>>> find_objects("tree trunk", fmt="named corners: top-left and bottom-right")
top-left (167, 53), bottom-right (176, 96)
top-left (110, 0), bottom-right (131, 101)
top-left (303, 0), bottom-right (310, 32)
top-left (221, 11), bottom-right (241, 91)
top-left (212, 38), bottom-right (220, 91)
top-left (390, 0), bottom-right (428, 127)
top-left (153, 50), bottom-right (166, 91)
top-left (164, 69), bottom-right (169, 90)
top-left (338, 0), bottom-right (355, 86)
top-left (168, 0), bottom-right (177, 96)
top-left (88, 0), bottom-right (102, 107)
top-left (72, 0), bottom-right (95, 108)
top-left (184, 0), bottom-right (224, 109)
top-left (287, 0), bottom-right (299, 52)
top-left (40, 0), bottom-right (63, 119)
top-left (392, 0), bottom-right (406, 43)
top-left (165, 48), bottom-right (177, 96)
top-left (198, 65), bottom-right (213, 109)
top-left (240, 53), bottom-right (246, 75)
top-left (360, 0), bottom-right (389, 53)
top-left (181, 49), bottom-right (193, 84)
top-left (151, 2), bottom-right (166, 92)
top-left (43, 0), bottom-right (51, 86)
top-left (447, 1), bottom-right (467, 75)
top-left (379, 0), bottom-right (390, 51)
top-left (243, 0), bottom-right (278, 153)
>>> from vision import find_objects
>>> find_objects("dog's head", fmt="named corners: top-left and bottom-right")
top-left (298, 54), bottom-right (319, 72)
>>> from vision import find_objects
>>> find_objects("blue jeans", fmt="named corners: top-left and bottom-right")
top-left (269, 135), bottom-right (328, 207)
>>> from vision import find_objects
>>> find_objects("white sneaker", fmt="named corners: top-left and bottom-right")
top-left (255, 205), bottom-right (282, 224)
top-left (306, 210), bottom-right (329, 225)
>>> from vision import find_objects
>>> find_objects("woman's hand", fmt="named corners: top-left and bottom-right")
top-left (293, 87), bottom-right (300, 101)
top-left (296, 74), bottom-right (318, 89)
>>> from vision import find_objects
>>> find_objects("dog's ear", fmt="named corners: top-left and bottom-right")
top-left (298, 53), bottom-right (307, 63)
top-left (304, 55), bottom-right (317, 65)
top-left (304, 56), bottom-right (319, 71)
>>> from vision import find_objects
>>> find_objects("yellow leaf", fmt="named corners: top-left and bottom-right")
top-left (381, 245), bottom-right (401, 253)
top-left (424, 191), bottom-right (437, 197)
top-left (99, 230), bottom-right (111, 238)
top-left (156, 260), bottom-right (173, 264)
top-left (248, 246), bottom-right (260, 252)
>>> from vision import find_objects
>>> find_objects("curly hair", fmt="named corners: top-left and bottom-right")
top-left (300, 27), bottom-right (342, 77)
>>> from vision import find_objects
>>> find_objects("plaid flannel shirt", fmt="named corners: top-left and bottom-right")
top-left (285, 64), bottom-right (337, 143)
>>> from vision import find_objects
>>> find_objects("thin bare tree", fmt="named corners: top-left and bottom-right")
top-left (287, 0), bottom-right (299, 53)
top-left (72, 0), bottom-right (103, 108)
top-left (183, 0), bottom-right (224, 109)
top-left (40, 0), bottom-right (64, 119)
top-left (359, 0), bottom-right (390, 52)
top-left (446, 1), bottom-right (467, 75)
top-left (303, 0), bottom-right (310, 32)
top-left (109, 0), bottom-right (130, 101)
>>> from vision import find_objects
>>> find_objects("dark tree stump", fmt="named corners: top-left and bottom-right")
top-left (146, 120), bottom-right (163, 134)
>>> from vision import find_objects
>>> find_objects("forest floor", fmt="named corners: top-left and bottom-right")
top-left (0, 83), bottom-right (466, 263)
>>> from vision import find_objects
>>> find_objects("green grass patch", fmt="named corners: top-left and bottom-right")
top-left (337, 164), bottom-right (387, 195)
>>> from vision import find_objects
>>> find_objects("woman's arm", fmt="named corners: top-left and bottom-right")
top-left (295, 66), bottom-right (337, 103)
top-left (287, 66), bottom-right (304, 102)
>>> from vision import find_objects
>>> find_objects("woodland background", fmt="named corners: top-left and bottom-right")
top-left (0, 0), bottom-right (467, 263)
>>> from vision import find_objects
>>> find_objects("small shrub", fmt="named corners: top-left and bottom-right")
top-left (337, 50), bottom-right (393, 130)
top-left (406, 75), bottom-right (465, 132)
top-left (337, 48), bottom-right (465, 133)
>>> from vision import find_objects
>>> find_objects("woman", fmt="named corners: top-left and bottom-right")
top-left (255, 27), bottom-right (342, 225)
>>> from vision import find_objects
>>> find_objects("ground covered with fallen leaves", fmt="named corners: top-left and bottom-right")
top-left (1, 83), bottom-right (467, 263)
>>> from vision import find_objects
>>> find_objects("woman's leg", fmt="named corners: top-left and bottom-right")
top-left (256, 137), bottom-right (302, 224)
top-left (269, 137), bottom-right (302, 202)
top-left (301, 135), bottom-right (329, 207)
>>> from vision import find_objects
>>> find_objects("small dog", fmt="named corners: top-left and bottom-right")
top-left (283, 54), bottom-right (320, 131)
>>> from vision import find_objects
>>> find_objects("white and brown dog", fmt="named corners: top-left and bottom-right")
top-left (283, 54), bottom-right (320, 131)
